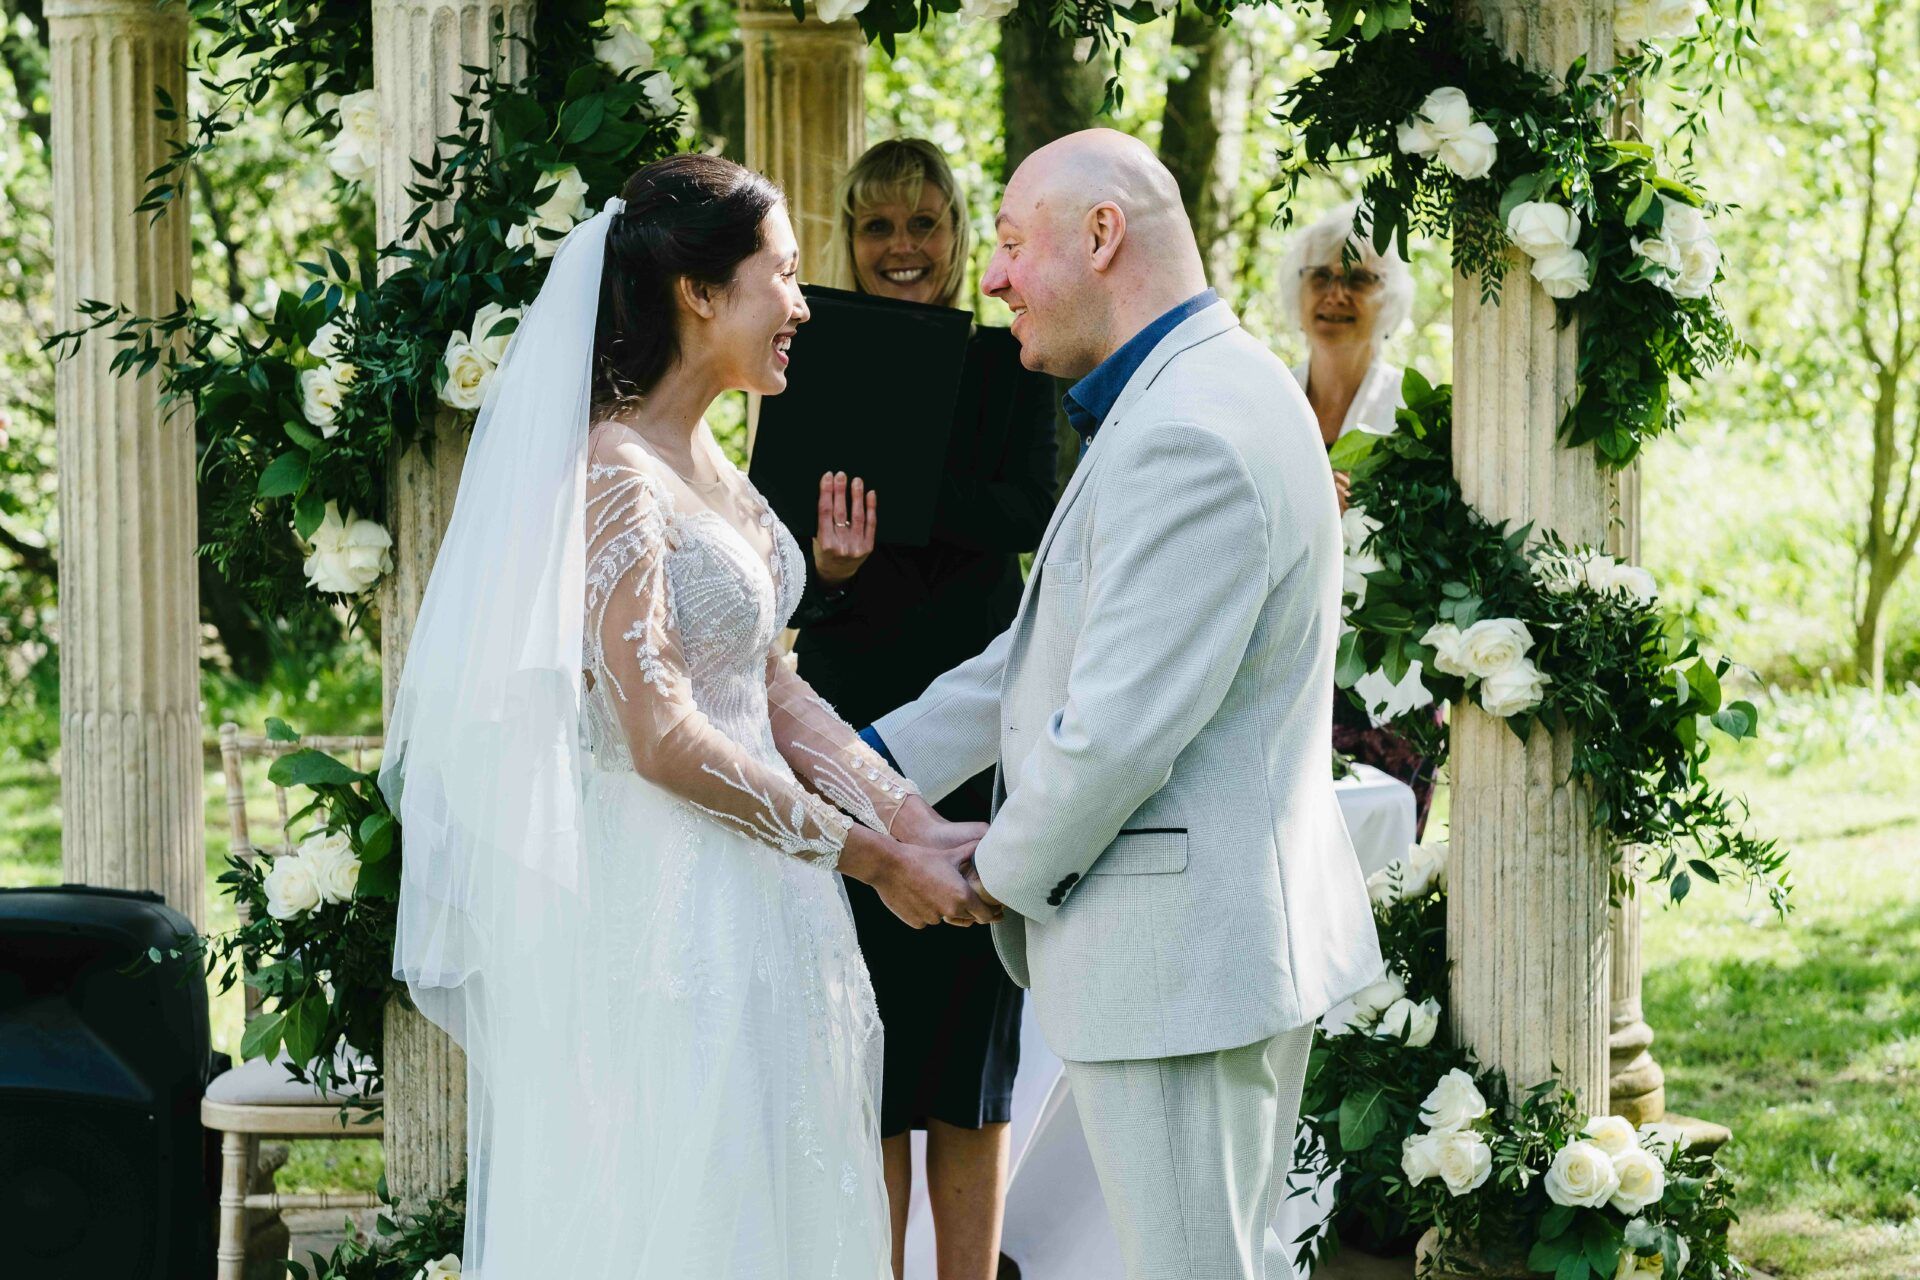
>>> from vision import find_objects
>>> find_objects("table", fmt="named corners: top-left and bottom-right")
top-left (900, 764), bottom-right (1419, 1276)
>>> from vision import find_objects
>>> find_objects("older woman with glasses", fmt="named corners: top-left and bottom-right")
top-left (1282, 202), bottom-right (1436, 834)
top-left (1281, 201), bottom-right (1416, 512)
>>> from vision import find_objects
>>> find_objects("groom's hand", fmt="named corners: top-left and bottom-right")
top-left (889, 794), bottom-right (988, 851)
top-left (962, 860), bottom-right (1004, 913)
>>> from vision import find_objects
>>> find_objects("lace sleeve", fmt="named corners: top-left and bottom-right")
top-left (765, 653), bottom-right (921, 835)
top-left (585, 438), bottom-right (853, 866)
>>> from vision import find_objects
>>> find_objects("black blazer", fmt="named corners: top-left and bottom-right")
top-left (793, 326), bottom-right (1059, 738)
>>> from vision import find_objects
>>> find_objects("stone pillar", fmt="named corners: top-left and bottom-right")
top-left (1446, 0), bottom-right (1615, 1114)
top-left (372, 0), bottom-right (533, 1210)
top-left (739, 0), bottom-right (868, 282)
top-left (1607, 863), bottom-right (1666, 1122)
top-left (47, 0), bottom-right (203, 929)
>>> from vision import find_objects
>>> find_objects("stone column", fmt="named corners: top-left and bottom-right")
top-left (372, 0), bottom-right (532, 1210)
top-left (739, 0), bottom-right (868, 282)
top-left (1446, 0), bottom-right (1615, 1114)
top-left (47, 0), bottom-right (203, 929)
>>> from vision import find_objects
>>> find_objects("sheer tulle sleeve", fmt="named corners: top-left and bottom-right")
top-left (584, 440), bottom-right (853, 866)
top-left (765, 654), bottom-right (921, 835)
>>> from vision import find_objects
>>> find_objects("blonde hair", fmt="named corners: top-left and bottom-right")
top-left (828, 138), bottom-right (971, 310)
top-left (1279, 200), bottom-right (1415, 350)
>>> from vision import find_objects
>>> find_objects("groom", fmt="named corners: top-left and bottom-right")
top-left (868, 130), bottom-right (1383, 1278)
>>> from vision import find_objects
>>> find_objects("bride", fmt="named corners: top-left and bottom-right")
top-left (381, 154), bottom-right (995, 1278)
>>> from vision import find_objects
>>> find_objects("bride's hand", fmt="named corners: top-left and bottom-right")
top-left (813, 471), bottom-right (876, 585)
top-left (888, 794), bottom-right (988, 850)
top-left (840, 829), bottom-right (998, 928)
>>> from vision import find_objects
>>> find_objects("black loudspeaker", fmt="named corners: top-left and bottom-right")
top-left (0, 885), bottom-right (215, 1280)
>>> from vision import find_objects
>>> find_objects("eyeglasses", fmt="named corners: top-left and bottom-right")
top-left (1300, 265), bottom-right (1383, 294)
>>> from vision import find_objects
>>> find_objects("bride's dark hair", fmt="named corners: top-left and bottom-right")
top-left (593, 154), bottom-right (784, 405)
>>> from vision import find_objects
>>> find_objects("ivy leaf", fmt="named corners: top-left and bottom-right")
top-left (256, 451), bottom-right (309, 499)
top-left (268, 748), bottom-right (362, 789)
top-left (1337, 1086), bottom-right (1389, 1151)
top-left (1712, 700), bottom-right (1758, 739)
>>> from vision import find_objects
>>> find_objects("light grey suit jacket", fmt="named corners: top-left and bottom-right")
top-left (875, 301), bottom-right (1383, 1064)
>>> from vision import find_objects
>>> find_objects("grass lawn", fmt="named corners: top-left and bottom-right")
top-left (3, 688), bottom-right (1916, 1274)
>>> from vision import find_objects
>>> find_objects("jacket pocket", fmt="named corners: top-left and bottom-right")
top-left (1039, 557), bottom-right (1083, 586)
top-left (1088, 829), bottom-right (1189, 875)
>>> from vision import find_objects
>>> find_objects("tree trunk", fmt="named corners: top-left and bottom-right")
top-left (1157, 8), bottom-right (1230, 269)
top-left (1855, 566), bottom-right (1892, 695)
top-left (998, 13), bottom-right (1105, 178)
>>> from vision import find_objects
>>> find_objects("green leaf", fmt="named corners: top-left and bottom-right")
top-left (256, 451), bottom-right (309, 499)
top-left (1582, 1218), bottom-right (1622, 1277)
top-left (1555, 1252), bottom-right (1593, 1280)
top-left (1328, 429), bottom-right (1379, 471)
top-left (241, 1010), bottom-right (287, 1062)
top-left (282, 993), bottom-right (326, 1068)
top-left (1335, 629), bottom-right (1368, 689)
top-left (268, 748), bottom-right (362, 789)
top-left (560, 96), bottom-right (607, 145)
top-left (1529, 1237), bottom-right (1574, 1272)
top-left (357, 851), bottom-right (401, 899)
top-left (1337, 1086), bottom-right (1389, 1151)
top-left (294, 490), bottom-right (327, 540)
top-left (1541, 1202), bottom-right (1576, 1239)
top-left (1711, 700), bottom-right (1757, 739)
top-left (265, 717), bottom-right (300, 743)
top-left (1626, 182), bottom-right (1656, 226)
top-left (359, 812), bottom-right (396, 863)
top-left (282, 417), bottom-right (323, 451)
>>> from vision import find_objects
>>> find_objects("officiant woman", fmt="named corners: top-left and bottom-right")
top-left (793, 137), bottom-right (1057, 1280)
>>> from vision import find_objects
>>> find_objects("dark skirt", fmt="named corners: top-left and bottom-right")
top-left (845, 770), bottom-right (1023, 1136)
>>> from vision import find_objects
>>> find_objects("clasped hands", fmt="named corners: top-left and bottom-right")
top-left (841, 795), bottom-right (1003, 930)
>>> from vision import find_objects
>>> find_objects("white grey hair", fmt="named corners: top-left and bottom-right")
top-left (1278, 200), bottom-right (1415, 350)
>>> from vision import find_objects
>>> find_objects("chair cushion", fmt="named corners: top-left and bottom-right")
top-left (206, 1049), bottom-right (382, 1107)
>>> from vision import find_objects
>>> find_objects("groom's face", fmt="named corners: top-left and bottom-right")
top-left (983, 175), bottom-right (1102, 380)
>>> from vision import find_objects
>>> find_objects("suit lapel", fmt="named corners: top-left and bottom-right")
top-left (1027, 301), bottom-right (1240, 572)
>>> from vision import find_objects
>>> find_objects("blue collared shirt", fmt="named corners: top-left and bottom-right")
top-left (1061, 289), bottom-right (1219, 454)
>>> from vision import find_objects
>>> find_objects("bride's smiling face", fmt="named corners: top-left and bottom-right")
top-left (688, 204), bottom-right (811, 395)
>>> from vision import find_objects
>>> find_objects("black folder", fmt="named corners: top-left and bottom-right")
top-left (749, 284), bottom-right (974, 548)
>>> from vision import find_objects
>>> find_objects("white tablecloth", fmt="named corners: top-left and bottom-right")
top-left (901, 765), bottom-right (1418, 1276)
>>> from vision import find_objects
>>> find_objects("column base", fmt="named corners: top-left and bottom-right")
top-left (1662, 1111), bottom-right (1732, 1156)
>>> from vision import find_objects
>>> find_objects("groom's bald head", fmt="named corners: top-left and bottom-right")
top-left (983, 130), bottom-right (1210, 379)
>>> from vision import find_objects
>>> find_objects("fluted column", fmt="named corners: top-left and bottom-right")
top-left (373, 0), bottom-right (532, 1210)
top-left (1446, 0), bottom-right (1615, 1116)
top-left (48, 0), bottom-right (203, 928)
top-left (740, 0), bottom-right (868, 282)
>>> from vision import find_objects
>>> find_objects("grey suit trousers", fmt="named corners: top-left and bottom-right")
top-left (1062, 1025), bottom-right (1315, 1280)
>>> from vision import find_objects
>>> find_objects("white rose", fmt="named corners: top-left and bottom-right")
top-left (1415, 87), bottom-right (1475, 138)
top-left (1408, 840), bottom-right (1449, 894)
top-left (1344, 545), bottom-right (1384, 608)
top-left (298, 829), bottom-right (361, 905)
top-left (469, 302), bottom-right (521, 366)
top-left (414, 1254), bottom-right (462, 1280)
top-left (336, 89), bottom-right (381, 142)
top-left (1365, 862), bottom-right (1403, 908)
top-left (959, 0), bottom-right (1020, 19)
top-left (812, 0), bottom-right (869, 22)
top-left (1437, 122), bottom-right (1499, 181)
top-left (1401, 1131), bottom-right (1442, 1184)
top-left (638, 71), bottom-right (679, 120)
top-left (439, 331), bottom-right (494, 411)
top-left (1420, 621), bottom-right (1471, 677)
top-left (1583, 1114), bottom-right (1638, 1158)
top-left (1545, 1139), bottom-right (1622, 1207)
top-left (1603, 561), bottom-right (1658, 604)
top-left (1396, 118), bottom-right (1440, 156)
top-left (506, 215), bottom-right (572, 260)
top-left (1530, 246), bottom-right (1592, 299)
top-left (302, 502), bottom-right (394, 595)
top-left (1341, 504), bottom-right (1382, 556)
top-left (1506, 201), bottom-right (1582, 259)
top-left (1632, 231), bottom-right (1685, 277)
top-left (1477, 658), bottom-right (1550, 718)
top-left (1608, 1144), bottom-right (1667, 1213)
top-left (1355, 660), bottom-right (1434, 727)
top-left (1419, 1068), bottom-right (1490, 1132)
top-left (1457, 617), bottom-right (1534, 678)
top-left (1350, 972), bottom-right (1407, 1025)
top-left (263, 853), bottom-right (322, 920)
top-left (299, 365), bottom-right (350, 437)
top-left (595, 23), bottom-right (654, 76)
top-left (534, 165), bottom-right (590, 226)
top-left (1615, 0), bottom-right (1707, 49)
top-left (325, 130), bottom-right (378, 183)
top-left (308, 319), bottom-right (350, 361)
top-left (1435, 1127), bottom-right (1494, 1195)
top-left (1672, 232), bottom-right (1720, 299)
top-left (1659, 198), bottom-right (1710, 246)
top-left (1374, 996), bottom-right (1441, 1048)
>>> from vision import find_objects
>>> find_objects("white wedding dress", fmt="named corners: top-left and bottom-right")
top-left (466, 419), bottom-right (916, 1277)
